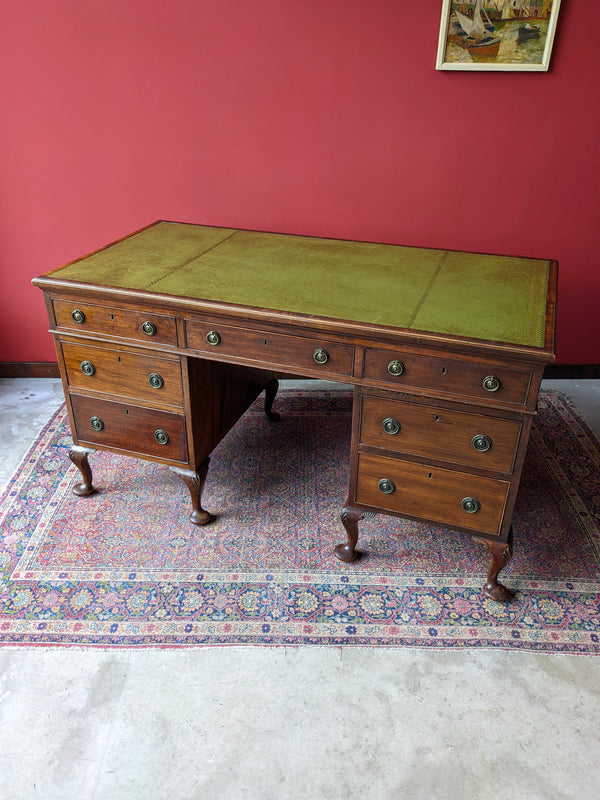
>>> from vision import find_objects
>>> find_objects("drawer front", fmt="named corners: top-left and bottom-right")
top-left (363, 347), bottom-right (531, 405)
top-left (355, 452), bottom-right (509, 535)
top-left (186, 320), bottom-right (354, 378)
top-left (61, 341), bottom-right (184, 406)
top-left (360, 394), bottom-right (521, 473)
top-left (71, 395), bottom-right (188, 463)
top-left (53, 298), bottom-right (178, 345)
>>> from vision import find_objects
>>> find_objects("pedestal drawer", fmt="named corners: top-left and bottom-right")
top-left (186, 320), bottom-right (353, 378)
top-left (360, 394), bottom-right (522, 473)
top-left (355, 452), bottom-right (509, 535)
top-left (363, 347), bottom-right (531, 405)
top-left (61, 341), bottom-right (184, 407)
top-left (71, 395), bottom-right (188, 463)
top-left (53, 298), bottom-right (178, 345)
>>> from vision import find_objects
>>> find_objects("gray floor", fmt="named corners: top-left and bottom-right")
top-left (1, 378), bottom-right (599, 800)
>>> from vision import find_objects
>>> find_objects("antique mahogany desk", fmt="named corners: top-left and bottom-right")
top-left (33, 222), bottom-right (557, 601)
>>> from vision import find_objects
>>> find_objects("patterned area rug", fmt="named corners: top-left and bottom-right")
top-left (1, 389), bottom-right (599, 653)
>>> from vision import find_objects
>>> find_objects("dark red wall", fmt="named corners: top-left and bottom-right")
top-left (1, 1), bottom-right (597, 363)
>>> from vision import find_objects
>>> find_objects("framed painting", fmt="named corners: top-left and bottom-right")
top-left (436, 0), bottom-right (562, 71)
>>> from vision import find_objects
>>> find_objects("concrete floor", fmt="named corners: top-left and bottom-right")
top-left (0, 377), bottom-right (599, 800)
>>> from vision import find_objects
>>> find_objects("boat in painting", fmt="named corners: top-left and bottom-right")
top-left (518, 23), bottom-right (541, 41)
top-left (448, 0), bottom-right (502, 57)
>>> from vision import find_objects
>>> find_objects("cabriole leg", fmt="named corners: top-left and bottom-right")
top-left (335, 506), bottom-right (366, 562)
top-left (171, 460), bottom-right (214, 525)
top-left (69, 446), bottom-right (95, 496)
top-left (264, 378), bottom-right (280, 420)
top-left (474, 527), bottom-right (515, 602)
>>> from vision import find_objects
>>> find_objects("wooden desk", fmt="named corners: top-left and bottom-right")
top-left (33, 221), bottom-right (557, 600)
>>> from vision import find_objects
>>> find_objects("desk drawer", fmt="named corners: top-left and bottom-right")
top-left (61, 341), bottom-right (184, 407)
top-left (186, 320), bottom-right (354, 378)
top-left (71, 395), bottom-right (188, 463)
top-left (53, 298), bottom-right (178, 346)
top-left (360, 394), bottom-right (521, 473)
top-left (363, 347), bottom-right (531, 405)
top-left (355, 452), bottom-right (509, 536)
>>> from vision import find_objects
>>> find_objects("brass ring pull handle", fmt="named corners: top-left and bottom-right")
top-left (89, 416), bottom-right (104, 431)
top-left (80, 361), bottom-right (96, 376)
top-left (472, 434), bottom-right (492, 452)
top-left (382, 417), bottom-right (401, 435)
top-left (148, 373), bottom-right (164, 389)
top-left (482, 375), bottom-right (501, 392)
top-left (378, 478), bottom-right (396, 495)
top-left (71, 309), bottom-right (86, 324)
top-left (313, 349), bottom-right (329, 364)
top-left (154, 429), bottom-right (169, 445)
top-left (387, 360), bottom-right (405, 377)
top-left (461, 496), bottom-right (481, 514)
top-left (142, 321), bottom-right (157, 336)
top-left (206, 330), bottom-right (221, 346)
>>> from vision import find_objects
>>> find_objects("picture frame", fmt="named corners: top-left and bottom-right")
top-left (436, 0), bottom-right (562, 71)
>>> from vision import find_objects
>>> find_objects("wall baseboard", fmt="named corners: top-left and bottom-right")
top-left (0, 362), bottom-right (61, 378)
top-left (544, 364), bottom-right (600, 379)
top-left (1, 362), bottom-right (599, 380)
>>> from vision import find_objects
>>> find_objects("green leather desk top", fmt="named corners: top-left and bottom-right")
top-left (43, 221), bottom-right (555, 350)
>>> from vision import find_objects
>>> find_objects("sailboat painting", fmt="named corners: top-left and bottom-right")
top-left (436, 0), bottom-right (562, 71)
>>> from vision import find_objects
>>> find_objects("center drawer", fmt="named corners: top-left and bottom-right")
top-left (355, 452), bottom-right (509, 536)
top-left (360, 394), bottom-right (522, 473)
top-left (61, 341), bottom-right (184, 407)
top-left (70, 394), bottom-right (188, 463)
top-left (186, 319), bottom-right (354, 378)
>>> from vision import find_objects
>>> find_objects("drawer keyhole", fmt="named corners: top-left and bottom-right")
top-left (441, 366), bottom-right (446, 375)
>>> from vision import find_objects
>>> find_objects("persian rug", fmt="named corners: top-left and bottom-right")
top-left (1, 389), bottom-right (599, 653)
